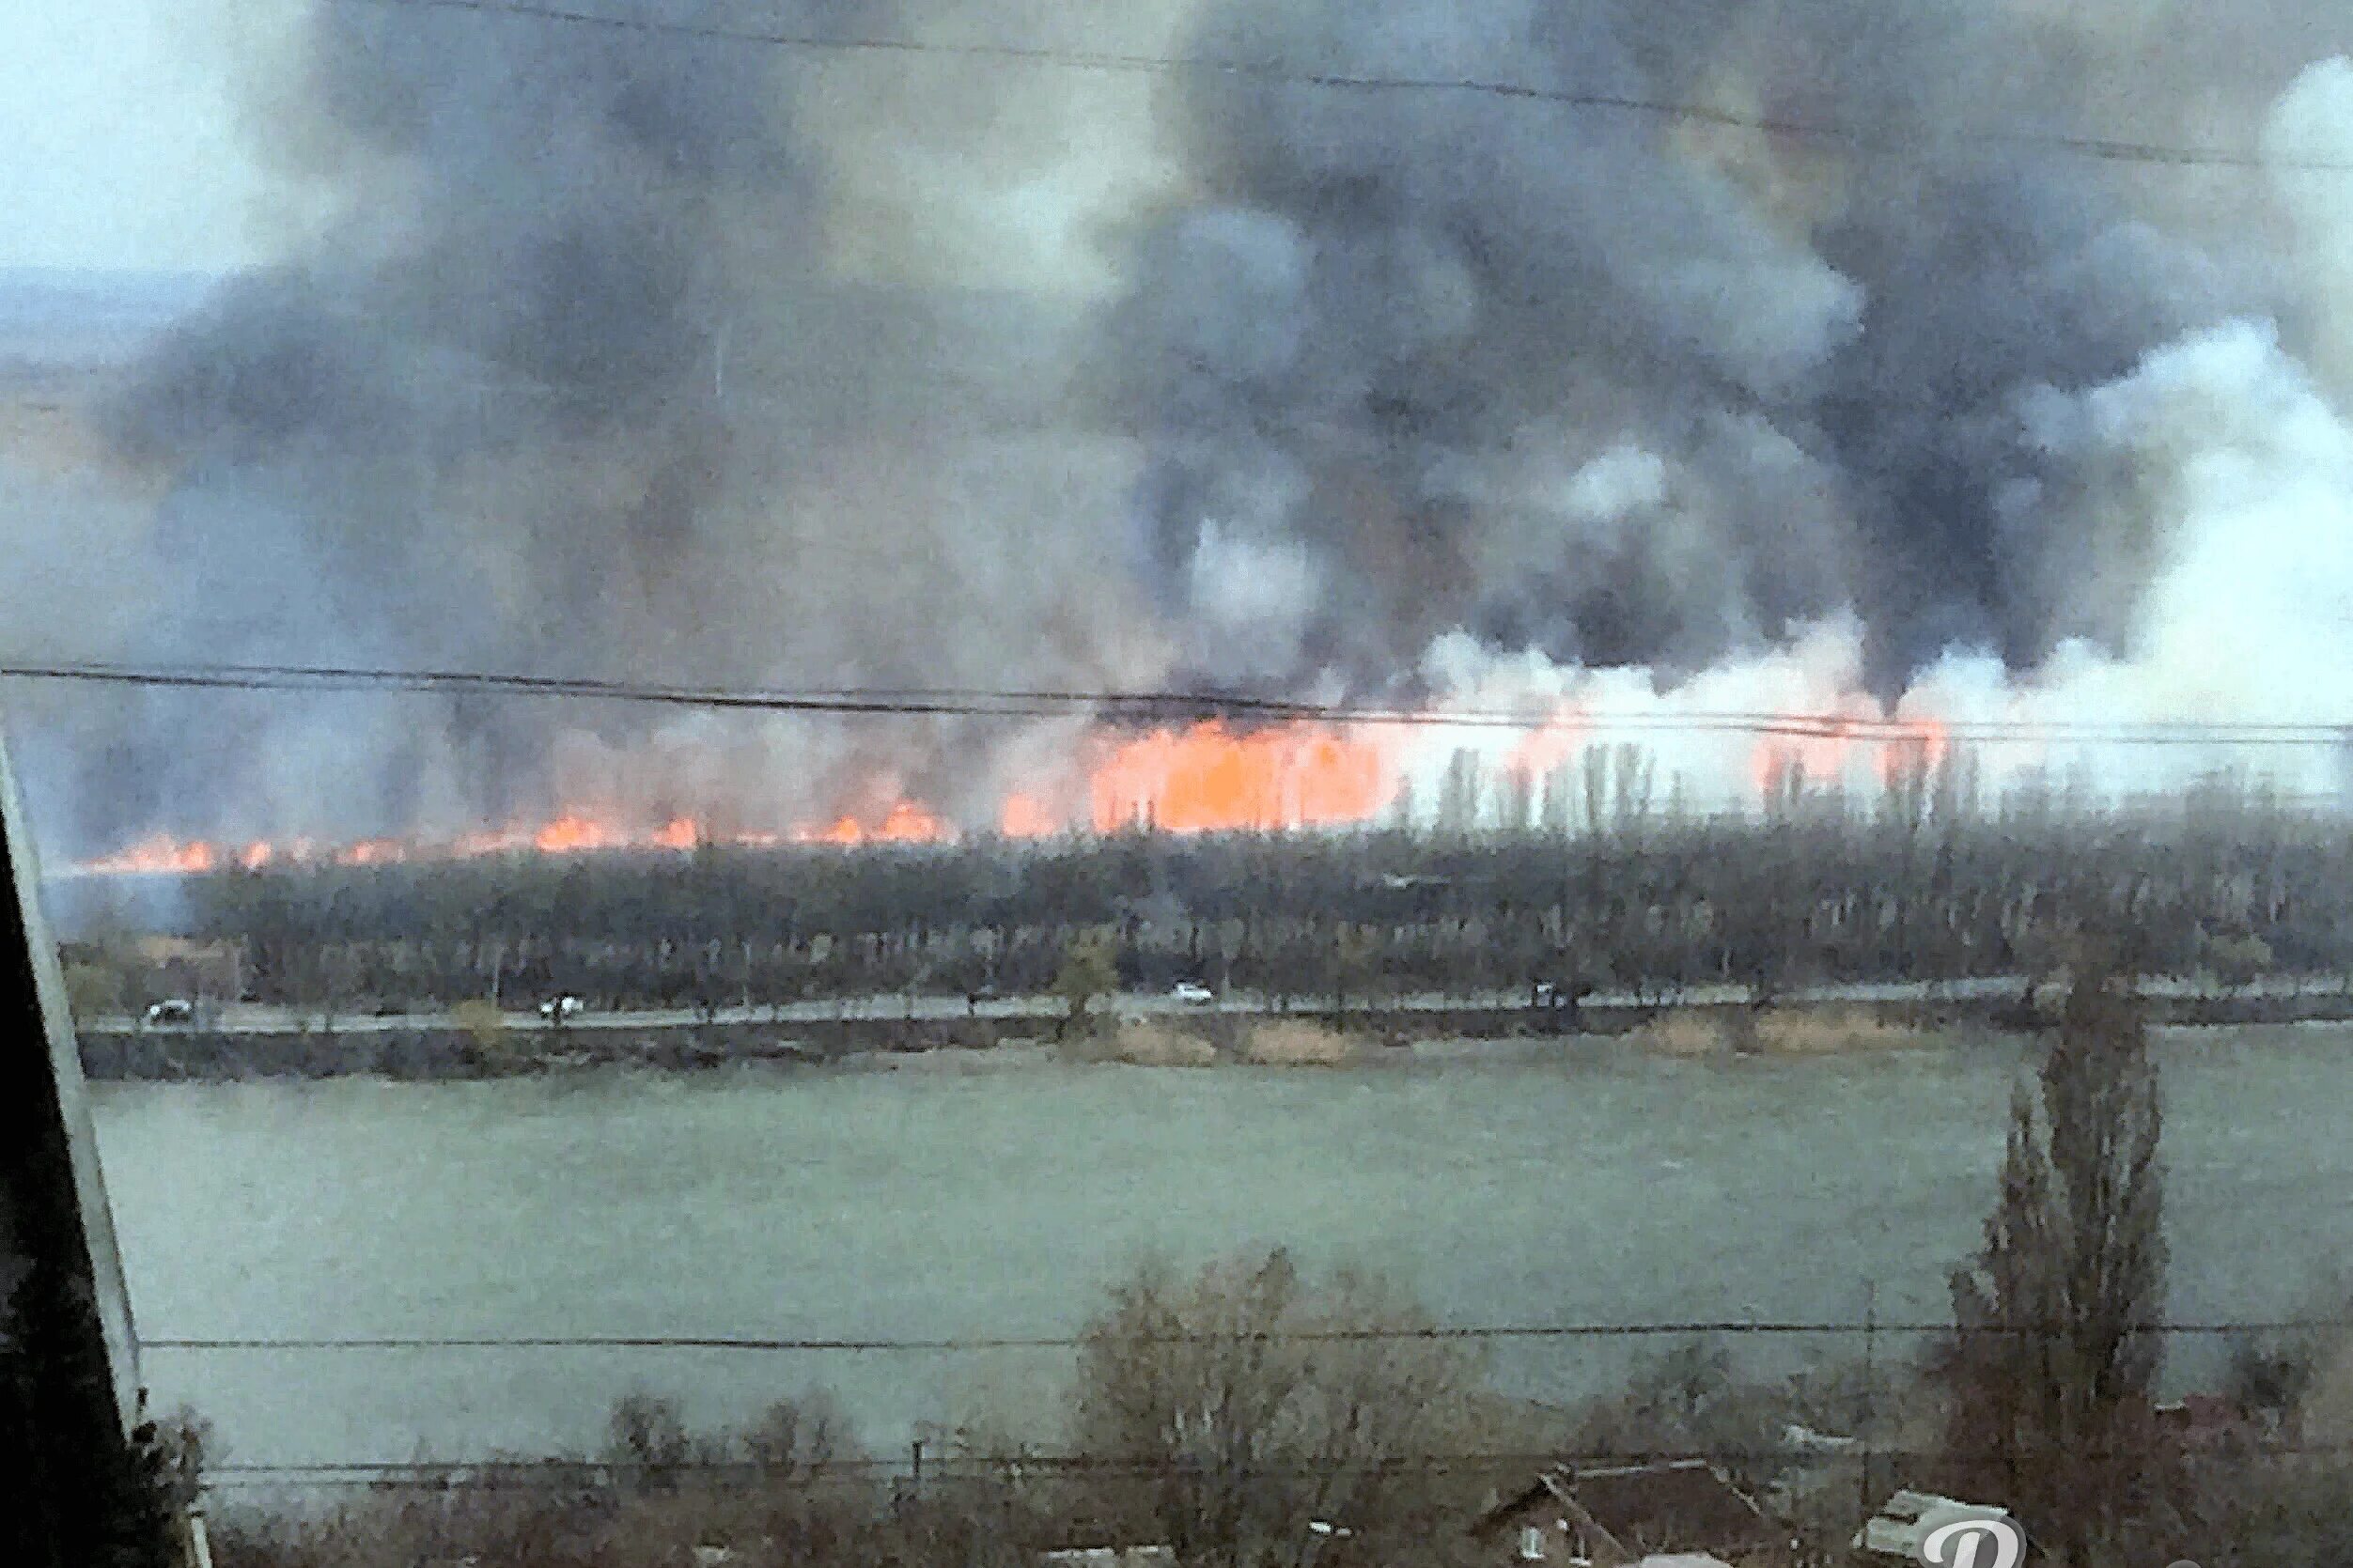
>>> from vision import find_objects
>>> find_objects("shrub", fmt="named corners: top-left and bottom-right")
top-left (1238, 1020), bottom-right (1359, 1066)
top-left (61, 961), bottom-right (127, 1021)
top-left (1751, 1006), bottom-right (1937, 1055)
top-left (451, 1000), bottom-right (514, 1067)
top-left (1628, 1011), bottom-right (1728, 1055)
top-left (1061, 1020), bottom-right (1219, 1066)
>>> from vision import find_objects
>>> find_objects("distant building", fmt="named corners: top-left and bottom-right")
top-left (1349, 873), bottom-right (1456, 924)
top-left (131, 936), bottom-right (243, 1001)
top-left (1469, 1458), bottom-right (1796, 1568)
top-left (1853, 1490), bottom-right (2021, 1561)
top-left (1039, 1547), bottom-right (1176, 1568)
top-left (2154, 1393), bottom-right (2275, 1451)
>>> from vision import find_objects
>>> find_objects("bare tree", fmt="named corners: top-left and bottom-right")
top-left (1070, 1248), bottom-right (1483, 1568)
top-left (1538, 763), bottom-right (1574, 839)
top-left (1436, 750), bottom-right (1486, 839)
top-left (1052, 934), bottom-right (1119, 1041)
top-left (1609, 743), bottom-right (1655, 844)
top-left (1330, 924), bottom-right (1379, 1027)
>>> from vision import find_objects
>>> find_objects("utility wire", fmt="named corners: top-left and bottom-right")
top-left (140, 1318), bottom-right (2353, 1353)
top-left (341, 0), bottom-right (2353, 176)
top-left (198, 1438), bottom-right (2353, 1487)
top-left (4, 660), bottom-right (2348, 746)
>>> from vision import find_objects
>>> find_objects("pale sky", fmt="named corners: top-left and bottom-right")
top-left (0, 0), bottom-right (1174, 291)
top-left (0, 0), bottom-right (269, 273)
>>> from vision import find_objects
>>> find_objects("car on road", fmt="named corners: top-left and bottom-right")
top-left (1171, 981), bottom-right (1216, 1006)
top-left (538, 995), bottom-right (586, 1021)
top-left (1531, 980), bottom-right (1589, 1010)
top-left (144, 999), bottom-right (195, 1027)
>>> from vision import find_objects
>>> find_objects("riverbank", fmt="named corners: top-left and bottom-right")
top-left (74, 984), bottom-right (2353, 1080)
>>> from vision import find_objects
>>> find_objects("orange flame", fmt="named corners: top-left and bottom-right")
top-left (791, 800), bottom-right (953, 847)
top-left (1752, 710), bottom-right (1956, 800)
top-left (999, 792), bottom-right (1060, 839)
top-left (76, 834), bottom-right (221, 877)
top-left (875, 800), bottom-right (947, 842)
top-left (1504, 701), bottom-right (1587, 783)
top-left (1752, 724), bottom-right (1855, 799)
top-left (1876, 717), bottom-right (1951, 784)
top-left (534, 814), bottom-right (625, 854)
top-left (450, 827), bottom-right (530, 858)
top-left (70, 703), bottom-right (1970, 876)
top-left (1089, 722), bottom-right (1396, 834)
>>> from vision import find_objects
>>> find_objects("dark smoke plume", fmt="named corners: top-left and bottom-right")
top-left (63, 0), bottom-right (1151, 850)
top-left (13, 0), bottom-right (2353, 850)
top-left (1112, 0), bottom-right (2294, 697)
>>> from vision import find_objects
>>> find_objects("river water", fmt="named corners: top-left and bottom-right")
top-left (87, 1029), bottom-right (2353, 1478)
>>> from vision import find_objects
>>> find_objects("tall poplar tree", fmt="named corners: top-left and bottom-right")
top-left (1940, 960), bottom-right (2168, 1562)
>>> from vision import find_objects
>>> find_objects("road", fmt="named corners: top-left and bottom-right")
top-left (85, 972), bottom-right (2350, 1035)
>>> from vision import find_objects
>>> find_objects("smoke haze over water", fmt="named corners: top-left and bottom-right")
top-left (8, 0), bottom-right (2353, 853)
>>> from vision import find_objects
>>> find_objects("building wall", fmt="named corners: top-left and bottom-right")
top-left (1483, 1492), bottom-right (1627, 1568)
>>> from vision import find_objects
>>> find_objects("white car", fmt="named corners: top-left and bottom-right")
top-left (144, 998), bottom-right (195, 1027)
top-left (538, 995), bottom-right (586, 1021)
top-left (1171, 982), bottom-right (1216, 1006)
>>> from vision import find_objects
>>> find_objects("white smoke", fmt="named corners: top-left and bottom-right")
top-left (1402, 38), bottom-right (2353, 818)
top-left (1411, 309), bottom-right (2353, 817)
top-left (2265, 56), bottom-right (2353, 396)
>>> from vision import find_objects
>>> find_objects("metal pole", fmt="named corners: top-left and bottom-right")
top-left (1860, 1278), bottom-right (1877, 1527)
top-left (0, 728), bottom-right (173, 1564)
top-left (185, 1511), bottom-right (215, 1568)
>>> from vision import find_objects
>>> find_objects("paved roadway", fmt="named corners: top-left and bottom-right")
top-left (84, 973), bottom-right (2350, 1035)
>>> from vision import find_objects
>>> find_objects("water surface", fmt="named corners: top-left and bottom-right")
top-left (92, 1029), bottom-right (2353, 1473)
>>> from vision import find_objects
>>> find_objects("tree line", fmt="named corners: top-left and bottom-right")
top-left (76, 758), bottom-right (2353, 1014)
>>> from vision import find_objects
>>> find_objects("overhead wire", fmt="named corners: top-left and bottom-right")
top-left (335, 0), bottom-right (2353, 177)
top-left (140, 1316), bottom-right (2353, 1353)
top-left (4, 659), bottom-right (2348, 746)
top-left (198, 1437), bottom-right (2353, 1488)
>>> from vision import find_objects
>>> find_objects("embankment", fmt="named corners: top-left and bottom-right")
top-left (74, 986), bottom-right (2353, 1081)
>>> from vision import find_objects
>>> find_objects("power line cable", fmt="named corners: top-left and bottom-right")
top-left (196, 1437), bottom-right (2353, 1487)
top-left (5, 660), bottom-right (2348, 746)
top-left (139, 1317), bottom-right (2353, 1353)
top-left (338, 0), bottom-right (2353, 177)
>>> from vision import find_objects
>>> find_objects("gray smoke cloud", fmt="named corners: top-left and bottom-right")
top-left (20, 0), bottom-right (2353, 851)
top-left (1114, 0), bottom-right (2321, 696)
top-left (57, 0), bottom-right (1161, 851)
